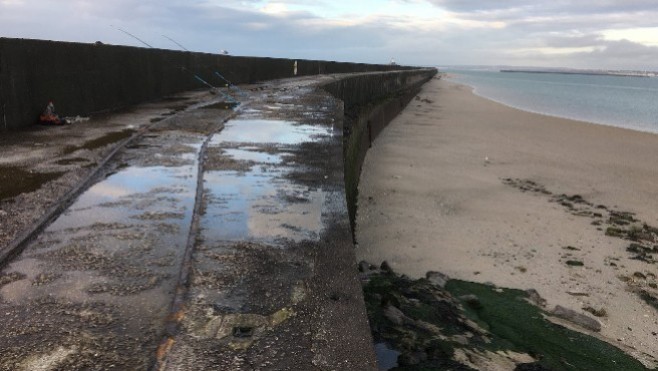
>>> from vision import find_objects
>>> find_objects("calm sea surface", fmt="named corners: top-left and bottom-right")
top-left (446, 69), bottom-right (658, 134)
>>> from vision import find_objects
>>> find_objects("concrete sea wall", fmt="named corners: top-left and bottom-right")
top-left (0, 37), bottom-right (437, 368)
top-left (322, 69), bottom-right (437, 232)
top-left (0, 37), bottom-right (416, 131)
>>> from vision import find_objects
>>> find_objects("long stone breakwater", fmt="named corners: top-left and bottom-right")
top-left (0, 39), bottom-right (436, 369)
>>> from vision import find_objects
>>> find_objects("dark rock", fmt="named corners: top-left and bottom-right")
top-left (609, 211), bottom-right (637, 227)
top-left (627, 243), bottom-right (651, 253)
top-left (567, 194), bottom-right (585, 203)
top-left (380, 261), bottom-right (393, 272)
top-left (627, 244), bottom-right (655, 263)
top-left (566, 260), bottom-right (584, 267)
top-left (610, 210), bottom-right (636, 222)
top-left (633, 272), bottom-right (647, 280)
top-left (609, 218), bottom-right (630, 226)
top-left (525, 289), bottom-right (546, 308)
top-left (566, 291), bottom-right (589, 297)
top-left (634, 232), bottom-right (654, 243)
top-left (398, 351), bottom-right (427, 366)
top-left (582, 306), bottom-right (607, 317)
top-left (644, 224), bottom-right (658, 234)
top-left (358, 260), bottom-right (371, 272)
top-left (426, 271), bottom-right (449, 288)
top-left (605, 227), bottom-right (624, 237)
top-left (639, 290), bottom-right (658, 310)
top-left (552, 305), bottom-right (601, 332)
top-left (515, 362), bottom-right (552, 371)
top-left (383, 304), bottom-right (412, 326)
top-left (459, 294), bottom-right (483, 310)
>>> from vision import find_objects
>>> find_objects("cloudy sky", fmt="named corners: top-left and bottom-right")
top-left (2, 0), bottom-right (658, 70)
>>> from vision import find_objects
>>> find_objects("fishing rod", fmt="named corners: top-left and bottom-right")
top-left (161, 35), bottom-right (246, 98)
top-left (110, 25), bottom-right (153, 48)
top-left (214, 71), bottom-right (248, 97)
top-left (181, 67), bottom-right (237, 103)
top-left (164, 35), bottom-right (241, 102)
top-left (162, 35), bottom-right (189, 52)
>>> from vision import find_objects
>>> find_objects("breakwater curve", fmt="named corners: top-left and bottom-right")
top-left (0, 38), bottom-right (436, 369)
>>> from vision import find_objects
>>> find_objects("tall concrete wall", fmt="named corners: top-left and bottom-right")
top-left (0, 37), bottom-right (416, 131)
top-left (322, 68), bottom-right (437, 232)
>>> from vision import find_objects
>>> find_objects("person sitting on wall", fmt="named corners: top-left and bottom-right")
top-left (38, 101), bottom-right (68, 125)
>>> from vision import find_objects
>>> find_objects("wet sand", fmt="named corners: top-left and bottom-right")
top-left (356, 76), bottom-right (658, 365)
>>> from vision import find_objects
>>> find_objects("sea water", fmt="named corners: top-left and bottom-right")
top-left (445, 68), bottom-right (658, 134)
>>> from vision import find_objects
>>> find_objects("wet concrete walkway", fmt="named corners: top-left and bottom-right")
top-left (0, 77), bottom-right (376, 370)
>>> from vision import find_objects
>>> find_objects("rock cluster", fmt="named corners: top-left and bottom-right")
top-left (359, 261), bottom-right (646, 370)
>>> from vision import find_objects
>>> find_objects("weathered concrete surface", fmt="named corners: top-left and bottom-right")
top-left (323, 70), bottom-right (437, 231)
top-left (0, 69), bottom-right (436, 370)
top-left (0, 37), bottom-right (415, 131)
top-left (157, 76), bottom-right (378, 370)
top-left (0, 92), bottom-right (236, 369)
top-left (0, 90), bottom-right (231, 264)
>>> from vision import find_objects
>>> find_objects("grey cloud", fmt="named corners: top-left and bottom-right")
top-left (543, 34), bottom-right (605, 48)
top-left (503, 38), bottom-right (658, 70)
top-left (427, 0), bottom-right (530, 12)
top-left (429, 0), bottom-right (658, 15)
top-left (2, 0), bottom-right (658, 69)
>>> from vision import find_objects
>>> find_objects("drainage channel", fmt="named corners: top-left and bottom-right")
top-left (0, 106), bottom-right (232, 369)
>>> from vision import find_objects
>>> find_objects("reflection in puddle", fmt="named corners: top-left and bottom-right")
top-left (51, 165), bottom-right (196, 232)
top-left (202, 119), bottom-right (329, 243)
top-left (374, 343), bottom-right (400, 370)
top-left (0, 138), bottom-right (202, 316)
top-left (213, 119), bottom-right (330, 145)
top-left (202, 170), bottom-right (323, 242)
top-left (223, 149), bottom-right (282, 164)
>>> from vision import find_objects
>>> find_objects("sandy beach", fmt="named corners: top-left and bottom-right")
top-left (356, 76), bottom-right (658, 365)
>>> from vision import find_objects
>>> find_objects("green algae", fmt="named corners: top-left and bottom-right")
top-left (446, 280), bottom-right (648, 371)
top-left (363, 269), bottom-right (648, 370)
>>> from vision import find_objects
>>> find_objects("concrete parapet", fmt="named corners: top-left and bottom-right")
top-left (0, 37), bottom-right (416, 131)
top-left (322, 68), bottom-right (437, 232)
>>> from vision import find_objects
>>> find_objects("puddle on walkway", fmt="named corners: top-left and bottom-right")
top-left (201, 119), bottom-right (330, 243)
top-left (213, 119), bottom-right (329, 145)
top-left (2, 143), bottom-right (200, 302)
top-left (62, 128), bottom-right (135, 155)
top-left (48, 164), bottom-right (195, 232)
top-left (201, 102), bottom-right (239, 110)
top-left (0, 166), bottom-right (64, 201)
top-left (0, 134), bottom-right (203, 368)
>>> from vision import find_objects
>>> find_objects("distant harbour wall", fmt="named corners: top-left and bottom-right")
top-left (0, 37), bottom-right (417, 131)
